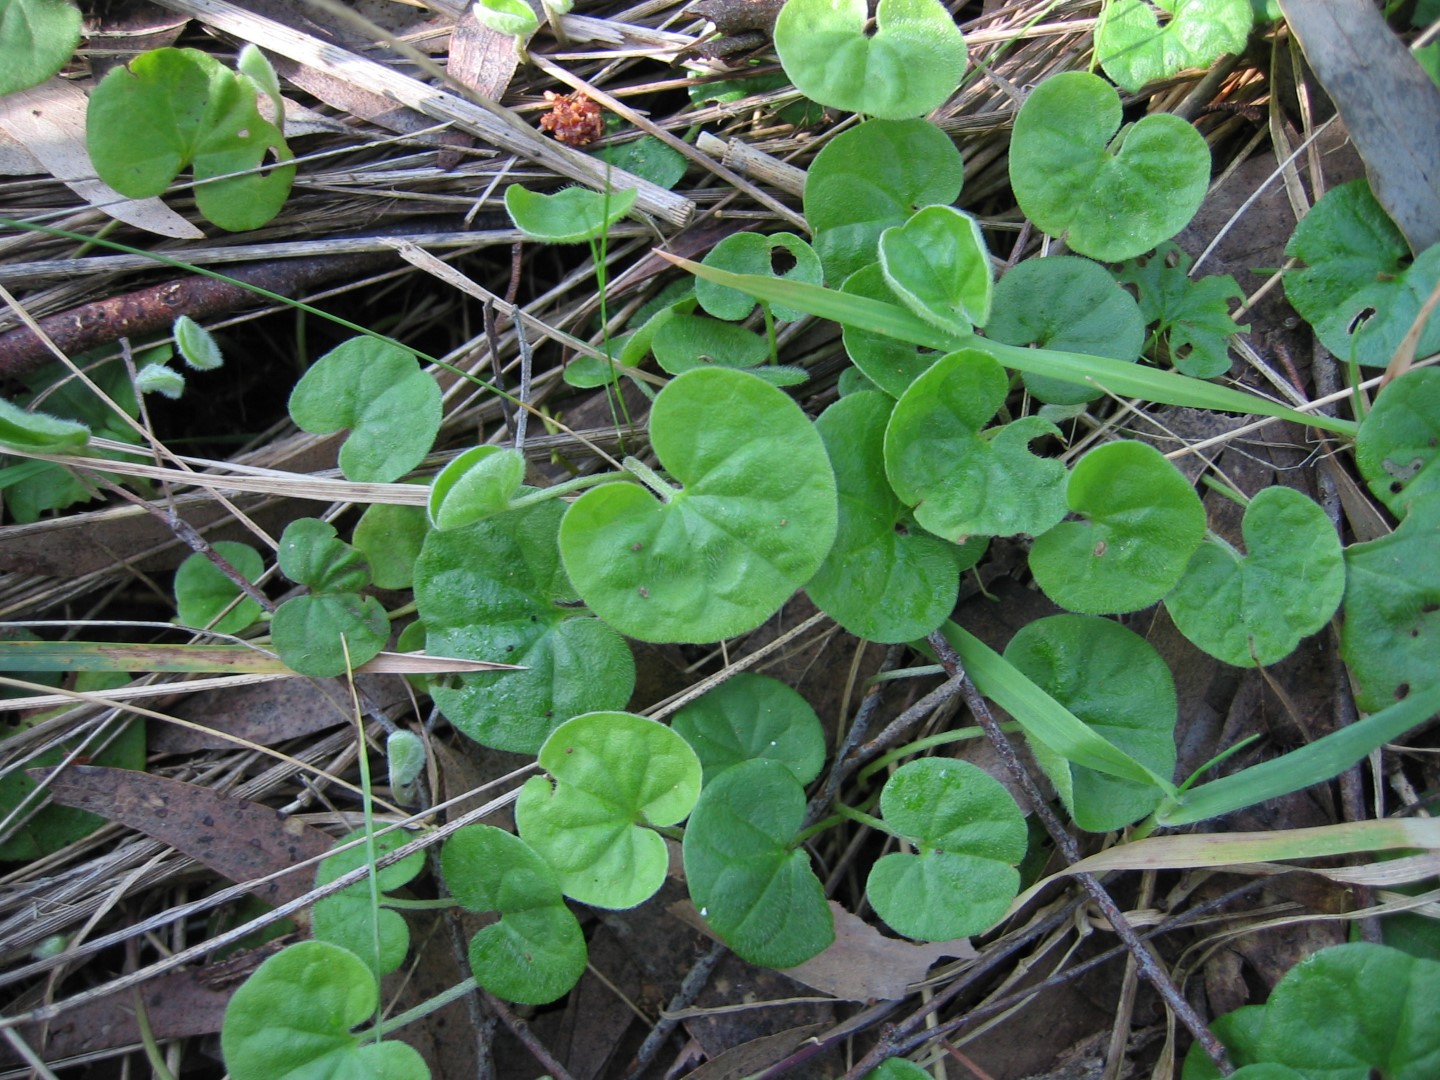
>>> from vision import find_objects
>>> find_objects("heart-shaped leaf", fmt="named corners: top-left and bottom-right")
top-left (277, 517), bottom-right (370, 593)
top-left (1029, 440), bottom-right (1206, 614)
top-left (559, 368), bottom-right (838, 643)
top-left (671, 673), bottom-right (827, 786)
top-left (774, 0), bottom-right (968, 120)
top-left (987, 255), bottom-right (1145, 404)
top-left (504, 183), bottom-right (637, 244)
top-left (1009, 71), bottom-right (1210, 262)
top-left (696, 232), bottom-right (822, 323)
top-left (289, 337), bottom-right (441, 483)
top-left (0, 0), bottom-right (83, 96)
top-left (516, 712), bottom-right (701, 909)
top-left (683, 758), bottom-right (833, 967)
top-left (173, 541), bottom-right (264, 635)
top-left (352, 502), bottom-right (429, 591)
top-left (865, 758), bottom-right (1026, 941)
top-left (879, 205), bottom-right (993, 334)
top-left (1164, 487), bottom-right (1345, 667)
top-left (312, 827), bottom-right (425, 978)
top-left (652, 315), bottom-right (769, 375)
top-left (272, 519), bottom-right (388, 677)
top-left (809, 390), bottom-right (976, 641)
top-left (885, 349), bottom-right (1068, 540)
top-left (442, 825), bottom-right (586, 1004)
top-left (1004, 615), bottom-right (1175, 831)
top-left (804, 118), bottom-right (964, 283)
top-left (1355, 367), bottom-right (1440, 518)
top-left (413, 500), bottom-right (634, 753)
top-left (1282, 180), bottom-right (1440, 367)
top-left (1341, 491), bottom-right (1440, 712)
top-left (221, 940), bottom-right (429, 1080)
top-left (87, 47), bottom-right (295, 232)
top-left (1096, 0), bottom-right (1253, 92)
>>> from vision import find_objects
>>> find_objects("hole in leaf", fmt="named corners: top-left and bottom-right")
top-left (770, 246), bottom-right (798, 274)
top-left (1396, 682), bottom-right (1411, 700)
top-left (894, 522), bottom-right (909, 537)
top-left (1093, 540), bottom-right (1108, 558)
top-left (1347, 306), bottom-right (1376, 335)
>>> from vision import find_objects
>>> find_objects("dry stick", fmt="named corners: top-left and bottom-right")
top-left (480, 990), bottom-right (577, 1080)
top-left (805, 643), bottom-right (907, 827)
top-left (624, 940), bottom-right (727, 1078)
top-left (912, 629), bottom-right (1233, 1077)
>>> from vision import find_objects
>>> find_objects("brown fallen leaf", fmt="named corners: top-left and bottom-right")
top-left (668, 900), bottom-right (976, 1000)
top-left (679, 1022), bottom-right (830, 1080)
top-left (32, 765), bottom-right (333, 907)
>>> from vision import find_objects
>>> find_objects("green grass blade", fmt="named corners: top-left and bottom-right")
top-left (941, 622), bottom-right (1177, 795)
top-left (661, 255), bottom-right (1357, 436)
top-left (1157, 683), bottom-right (1440, 826)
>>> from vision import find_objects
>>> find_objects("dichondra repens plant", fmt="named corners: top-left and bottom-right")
top-left (2, 1), bottom-right (1439, 1076)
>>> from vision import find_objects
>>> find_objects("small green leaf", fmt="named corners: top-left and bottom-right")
top-left (884, 349), bottom-right (1068, 540)
top-left (559, 369), bottom-right (838, 644)
top-left (696, 232), bottom-right (822, 323)
top-left (1355, 366), bottom-right (1440, 517)
top-left (1164, 487), bottom-right (1345, 667)
top-left (413, 499), bottom-right (634, 753)
top-left (671, 673), bottom-right (827, 786)
top-left (221, 941), bottom-right (430, 1080)
top-left (0, 0), bottom-right (82, 96)
top-left (839, 264), bottom-right (940, 398)
top-left (470, 0), bottom-right (539, 37)
top-left (863, 1061), bottom-right (933, 1080)
top-left (271, 593), bottom-right (389, 679)
top-left (235, 43), bottom-right (283, 124)
top-left (172, 315), bottom-right (224, 370)
top-left (804, 118), bottom-right (964, 283)
top-left (312, 827), bottom-right (424, 978)
top-left (879, 205), bottom-right (992, 334)
top-left (428, 446), bottom-right (526, 530)
top-left (515, 712), bottom-right (702, 909)
top-left (86, 47), bottom-right (295, 232)
top-left (592, 135), bottom-right (687, 190)
top-left (1340, 491), bottom-right (1440, 712)
top-left (277, 518), bottom-right (370, 593)
top-left (809, 391), bottom-right (976, 641)
top-left (773, 0), bottom-right (968, 120)
top-left (1096, 0), bottom-right (1253, 93)
top-left (289, 337), bottom-right (441, 483)
top-left (683, 758), bottom-right (833, 968)
top-left (652, 315), bottom-right (769, 375)
top-left (865, 758), bottom-right (1026, 941)
top-left (1186, 944), bottom-right (1440, 1080)
top-left (441, 825), bottom-right (586, 1004)
top-left (135, 363), bottom-right (185, 399)
top-left (1114, 242), bottom-right (1249, 378)
top-left (1283, 180), bottom-right (1440, 367)
top-left (1009, 71), bottom-right (1210, 262)
top-left (1004, 615), bottom-right (1175, 831)
top-left (1029, 440), bottom-right (1206, 614)
top-left (173, 541), bottom-right (264, 635)
top-left (0, 396), bottom-right (90, 454)
top-left (352, 502), bottom-right (429, 591)
top-left (504, 184), bottom-right (637, 244)
top-left (987, 255), bottom-right (1145, 404)
top-left (386, 729), bottom-right (426, 792)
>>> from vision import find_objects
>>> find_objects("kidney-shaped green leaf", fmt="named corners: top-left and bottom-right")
top-left (1009, 71), bottom-right (1209, 262)
top-left (1096, 0), bottom-right (1253, 93)
top-left (839, 265), bottom-right (940, 398)
top-left (271, 592), bottom-right (389, 679)
top-left (879, 205), bottom-right (993, 334)
top-left (885, 349), bottom-right (1068, 540)
top-left (809, 390), bottom-right (975, 641)
top-left (442, 825), bottom-right (586, 1004)
top-left (87, 47), bottom-right (295, 232)
top-left (1341, 491), bottom-right (1440, 713)
top-left (0, 0), bottom-right (83, 96)
top-left (221, 940), bottom-right (429, 1080)
top-left (987, 255), bottom-right (1145, 405)
top-left (504, 183), bottom-right (637, 244)
top-left (312, 827), bottom-right (425, 978)
top-left (671, 672), bottom-right (827, 786)
top-left (774, 0), bottom-right (967, 120)
top-left (1029, 440), bottom-right (1206, 614)
top-left (516, 712), bottom-right (701, 909)
top-left (173, 540), bottom-right (264, 635)
top-left (806, 119), bottom-right (964, 284)
top-left (865, 758), bottom-right (1026, 941)
top-left (1004, 615), bottom-right (1175, 831)
top-left (1356, 366), bottom-right (1440, 518)
top-left (1165, 487), bottom-right (1345, 668)
top-left (683, 758), bottom-right (834, 968)
top-left (289, 337), bottom-right (441, 483)
top-left (414, 500), bottom-right (635, 753)
top-left (696, 232), bottom-right (822, 323)
top-left (559, 368), bottom-right (838, 643)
